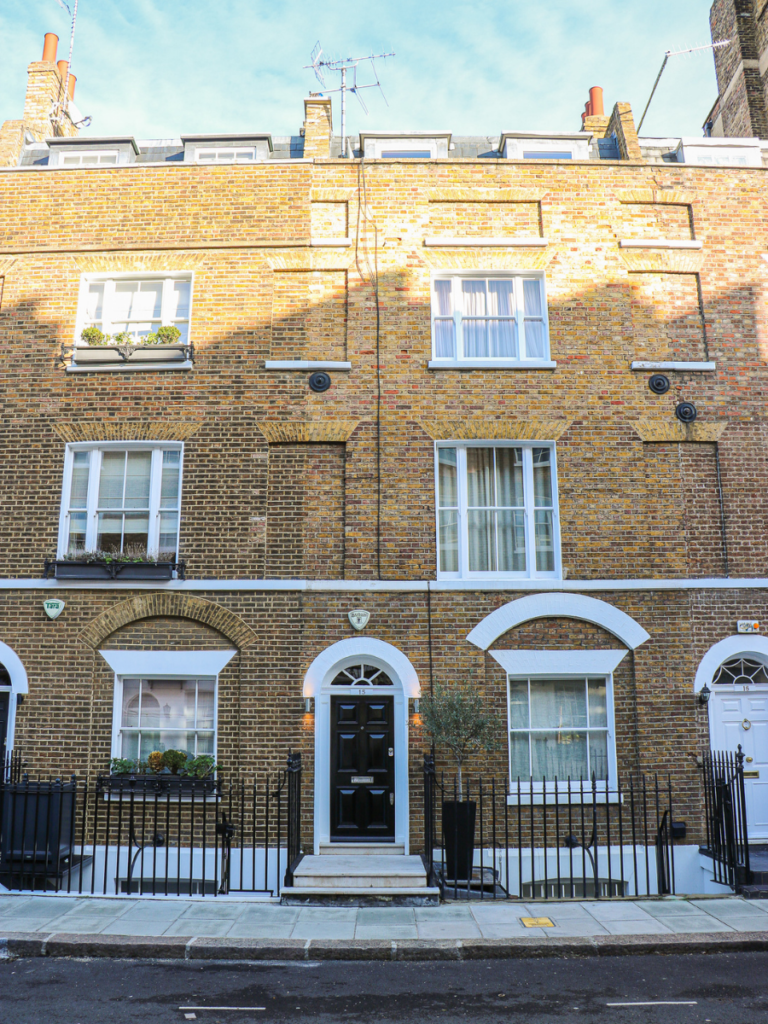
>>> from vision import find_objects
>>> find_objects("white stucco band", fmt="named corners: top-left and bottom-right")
top-left (693, 635), bottom-right (768, 692)
top-left (491, 649), bottom-right (629, 676)
top-left (98, 649), bottom-right (237, 676)
top-left (302, 637), bottom-right (421, 698)
top-left (0, 640), bottom-right (29, 694)
top-left (467, 593), bottom-right (651, 651)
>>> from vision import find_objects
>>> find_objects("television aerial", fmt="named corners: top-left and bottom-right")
top-left (637, 40), bottom-right (729, 132)
top-left (53, 0), bottom-right (92, 127)
top-left (304, 44), bottom-right (395, 156)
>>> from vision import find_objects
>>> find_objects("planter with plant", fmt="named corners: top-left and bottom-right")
top-left (75, 325), bottom-right (189, 365)
top-left (44, 546), bottom-right (185, 581)
top-left (104, 750), bottom-right (220, 793)
top-left (419, 682), bottom-right (499, 882)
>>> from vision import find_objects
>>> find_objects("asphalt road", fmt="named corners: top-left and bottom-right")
top-left (1, 954), bottom-right (767, 1024)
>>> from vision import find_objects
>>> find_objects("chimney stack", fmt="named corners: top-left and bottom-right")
top-left (302, 95), bottom-right (333, 159)
top-left (581, 85), bottom-right (611, 135)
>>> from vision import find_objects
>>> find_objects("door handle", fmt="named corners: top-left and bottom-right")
top-left (743, 719), bottom-right (752, 731)
top-left (388, 747), bottom-right (394, 757)
top-left (389, 793), bottom-right (394, 805)
top-left (747, 756), bottom-right (754, 763)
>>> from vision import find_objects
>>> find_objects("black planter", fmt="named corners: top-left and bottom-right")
top-left (47, 560), bottom-right (179, 581)
top-left (102, 774), bottom-right (217, 795)
top-left (442, 799), bottom-right (476, 882)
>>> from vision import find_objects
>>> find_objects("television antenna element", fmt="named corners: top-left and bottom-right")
top-left (304, 44), bottom-right (395, 156)
top-left (637, 40), bottom-right (729, 132)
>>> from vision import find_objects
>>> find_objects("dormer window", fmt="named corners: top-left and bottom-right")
top-left (197, 148), bottom-right (256, 163)
top-left (360, 133), bottom-right (451, 159)
top-left (182, 135), bottom-right (272, 163)
top-left (675, 137), bottom-right (762, 167)
top-left (500, 133), bottom-right (591, 161)
top-left (48, 137), bottom-right (139, 167)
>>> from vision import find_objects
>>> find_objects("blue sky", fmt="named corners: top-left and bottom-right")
top-left (1, 0), bottom-right (720, 141)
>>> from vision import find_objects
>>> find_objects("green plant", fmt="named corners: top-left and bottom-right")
top-left (183, 754), bottom-right (219, 779)
top-left (60, 547), bottom-right (176, 564)
top-left (161, 749), bottom-right (189, 775)
top-left (110, 331), bottom-right (134, 346)
top-left (146, 750), bottom-right (164, 774)
top-left (419, 682), bottom-right (500, 799)
top-left (110, 757), bottom-right (143, 776)
top-left (144, 325), bottom-right (182, 346)
top-left (81, 327), bottom-right (106, 346)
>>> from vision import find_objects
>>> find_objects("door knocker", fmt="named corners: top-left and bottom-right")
top-left (742, 719), bottom-right (752, 731)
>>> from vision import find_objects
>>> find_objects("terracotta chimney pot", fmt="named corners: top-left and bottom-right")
top-left (57, 59), bottom-right (69, 79)
top-left (67, 73), bottom-right (76, 100)
top-left (42, 33), bottom-right (58, 63)
top-left (589, 86), bottom-right (604, 116)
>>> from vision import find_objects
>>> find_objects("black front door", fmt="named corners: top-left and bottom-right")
top-left (330, 694), bottom-right (395, 841)
top-left (0, 692), bottom-right (8, 766)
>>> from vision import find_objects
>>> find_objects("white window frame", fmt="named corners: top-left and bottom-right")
top-left (506, 673), bottom-right (618, 800)
top-left (74, 271), bottom-right (194, 347)
top-left (430, 272), bottom-right (550, 365)
top-left (58, 151), bottom-right (120, 166)
top-left (434, 440), bottom-right (561, 581)
top-left (195, 147), bottom-right (257, 163)
top-left (56, 441), bottom-right (184, 559)
top-left (110, 674), bottom-right (218, 763)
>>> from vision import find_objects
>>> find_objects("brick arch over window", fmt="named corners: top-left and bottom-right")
top-left (78, 594), bottom-right (257, 651)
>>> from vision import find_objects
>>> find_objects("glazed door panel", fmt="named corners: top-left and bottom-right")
top-left (330, 694), bottom-right (395, 841)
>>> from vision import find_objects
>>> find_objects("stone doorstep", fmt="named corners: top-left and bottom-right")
top-left (292, 854), bottom-right (427, 890)
top-left (279, 887), bottom-right (441, 907)
top-left (318, 843), bottom-right (406, 856)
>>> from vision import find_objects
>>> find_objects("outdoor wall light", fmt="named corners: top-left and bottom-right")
top-left (413, 699), bottom-right (420, 714)
top-left (698, 683), bottom-right (711, 705)
top-left (305, 697), bottom-right (313, 714)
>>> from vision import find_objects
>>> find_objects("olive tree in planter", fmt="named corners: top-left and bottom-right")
top-left (420, 682), bottom-right (499, 883)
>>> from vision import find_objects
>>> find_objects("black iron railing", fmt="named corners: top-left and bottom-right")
top-left (701, 746), bottom-right (751, 890)
top-left (423, 754), bottom-right (676, 900)
top-left (2, 750), bottom-right (24, 784)
top-left (0, 753), bottom-right (302, 897)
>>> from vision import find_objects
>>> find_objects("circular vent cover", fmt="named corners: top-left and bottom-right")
top-left (648, 374), bottom-right (670, 395)
top-left (309, 371), bottom-right (332, 393)
top-left (675, 401), bottom-right (697, 424)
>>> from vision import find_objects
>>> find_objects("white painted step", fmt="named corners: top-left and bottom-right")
top-left (318, 843), bottom-right (405, 856)
top-left (293, 854), bottom-right (427, 889)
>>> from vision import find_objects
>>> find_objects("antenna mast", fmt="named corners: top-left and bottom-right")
top-left (54, 0), bottom-right (79, 126)
top-left (637, 40), bottom-right (729, 133)
top-left (304, 45), bottom-right (395, 156)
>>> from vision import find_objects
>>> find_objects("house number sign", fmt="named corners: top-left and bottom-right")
top-left (348, 609), bottom-right (370, 631)
top-left (43, 599), bottom-right (65, 620)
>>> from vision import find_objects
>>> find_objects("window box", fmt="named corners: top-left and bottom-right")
top-left (100, 774), bottom-right (218, 796)
top-left (44, 559), bottom-right (184, 581)
top-left (71, 342), bottom-right (193, 368)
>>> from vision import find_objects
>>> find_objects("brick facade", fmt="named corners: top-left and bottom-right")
top-left (1, 50), bottom-right (767, 858)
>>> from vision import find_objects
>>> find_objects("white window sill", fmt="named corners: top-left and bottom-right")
top-left (428, 360), bottom-right (556, 370)
top-left (264, 360), bottom-right (352, 371)
top-left (631, 361), bottom-right (716, 372)
top-left (507, 790), bottom-right (622, 806)
top-left (424, 236), bottom-right (547, 247)
top-left (310, 238), bottom-right (352, 247)
top-left (437, 576), bottom-right (562, 586)
top-left (67, 361), bottom-right (193, 373)
top-left (619, 239), bottom-right (703, 250)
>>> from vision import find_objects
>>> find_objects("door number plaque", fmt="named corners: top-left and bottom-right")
top-left (351, 776), bottom-right (374, 784)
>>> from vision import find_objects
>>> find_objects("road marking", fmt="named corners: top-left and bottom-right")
top-left (606, 1002), bottom-right (698, 1007)
top-left (179, 1009), bottom-right (266, 1013)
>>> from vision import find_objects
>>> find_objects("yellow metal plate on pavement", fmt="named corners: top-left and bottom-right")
top-left (521, 916), bottom-right (554, 927)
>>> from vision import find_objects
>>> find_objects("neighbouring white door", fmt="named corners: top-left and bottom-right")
top-left (710, 686), bottom-right (768, 839)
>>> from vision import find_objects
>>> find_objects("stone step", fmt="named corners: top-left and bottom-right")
top-left (292, 854), bottom-right (427, 890)
top-left (318, 843), bottom-right (406, 856)
top-left (280, 885), bottom-right (440, 907)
